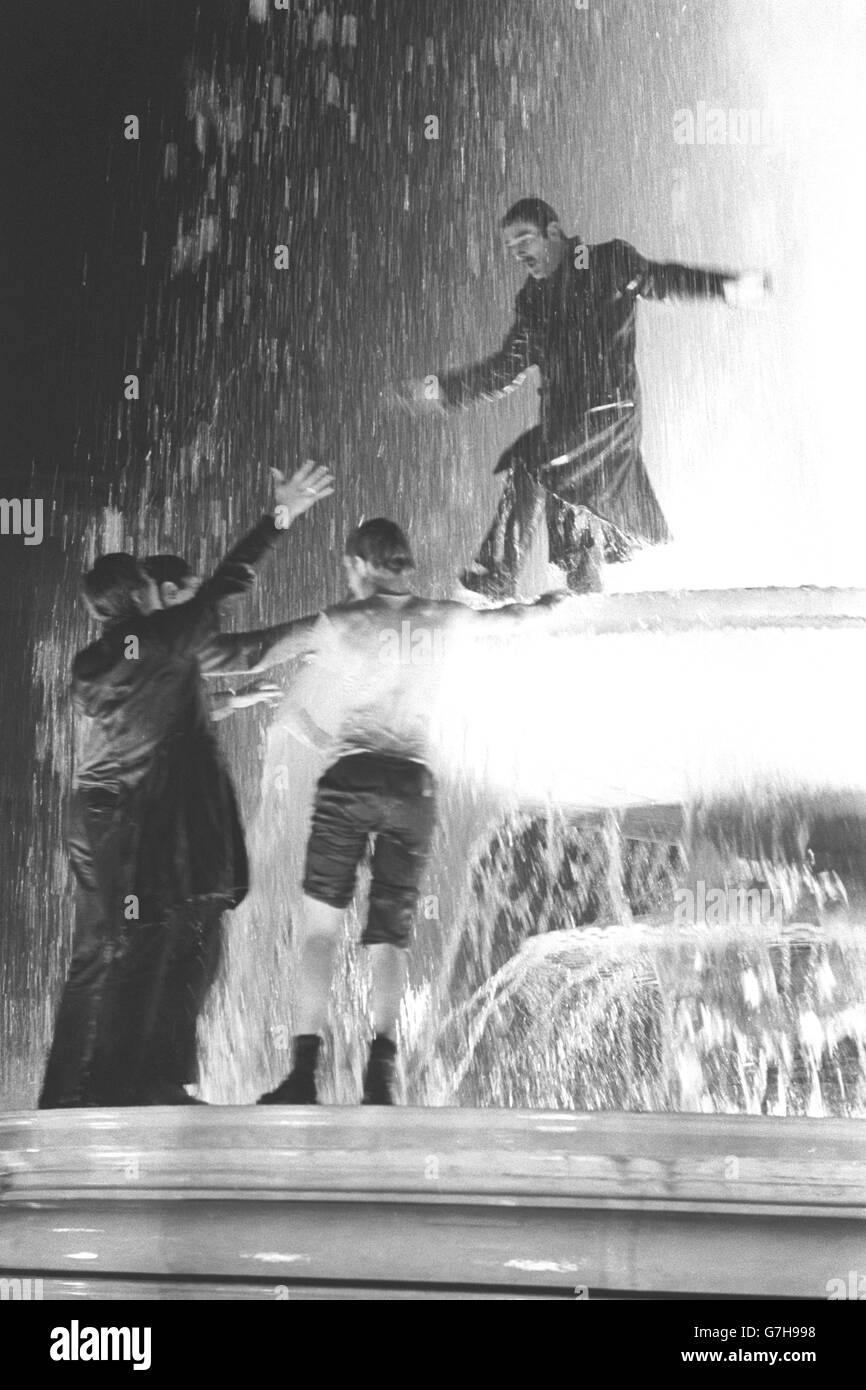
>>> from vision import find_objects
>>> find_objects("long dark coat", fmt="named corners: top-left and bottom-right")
top-left (39, 516), bottom-right (284, 1106)
top-left (71, 515), bottom-right (285, 920)
top-left (438, 238), bottom-right (731, 545)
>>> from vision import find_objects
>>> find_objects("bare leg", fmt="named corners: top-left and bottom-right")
top-left (293, 894), bottom-right (344, 1035)
top-left (368, 943), bottom-right (408, 1040)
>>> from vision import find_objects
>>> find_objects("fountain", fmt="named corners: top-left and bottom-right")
top-left (2, 0), bottom-right (866, 1298)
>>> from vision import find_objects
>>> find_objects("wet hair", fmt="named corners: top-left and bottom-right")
top-left (501, 197), bottom-right (561, 234)
top-left (344, 518), bottom-right (415, 575)
top-left (81, 553), bottom-right (146, 622)
top-left (142, 553), bottom-right (194, 589)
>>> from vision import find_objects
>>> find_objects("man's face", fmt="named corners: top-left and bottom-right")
top-left (503, 219), bottom-right (565, 280)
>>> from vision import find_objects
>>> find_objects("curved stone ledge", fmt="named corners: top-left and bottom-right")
top-left (1, 1107), bottom-right (863, 1299)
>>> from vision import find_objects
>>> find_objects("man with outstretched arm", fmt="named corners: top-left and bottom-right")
top-left (39, 461), bottom-right (333, 1108)
top-left (395, 196), bottom-right (771, 598)
top-left (248, 517), bottom-right (567, 1107)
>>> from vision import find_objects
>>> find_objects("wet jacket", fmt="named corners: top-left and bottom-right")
top-left (437, 237), bottom-right (733, 545)
top-left (438, 237), bottom-right (732, 453)
top-left (71, 515), bottom-right (286, 921)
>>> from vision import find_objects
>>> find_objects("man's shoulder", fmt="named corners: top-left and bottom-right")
top-left (71, 610), bottom-right (181, 682)
top-left (315, 599), bottom-right (364, 637)
top-left (322, 597), bottom-right (361, 620)
top-left (72, 627), bottom-right (130, 681)
top-left (575, 240), bottom-right (644, 297)
top-left (588, 237), bottom-right (637, 255)
top-left (584, 238), bottom-right (639, 269)
top-left (323, 594), bottom-right (452, 627)
top-left (71, 624), bottom-right (141, 705)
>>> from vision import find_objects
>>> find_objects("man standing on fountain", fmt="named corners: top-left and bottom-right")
top-left (396, 196), bottom-right (771, 599)
top-left (39, 461), bottom-right (334, 1109)
top-left (256, 518), bottom-right (567, 1107)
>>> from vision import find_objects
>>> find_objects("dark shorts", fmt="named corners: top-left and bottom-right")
top-left (302, 752), bottom-right (437, 949)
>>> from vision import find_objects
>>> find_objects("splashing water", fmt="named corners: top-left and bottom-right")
top-left (5, 2), bottom-right (866, 1117)
top-left (414, 824), bottom-right (866, 1116)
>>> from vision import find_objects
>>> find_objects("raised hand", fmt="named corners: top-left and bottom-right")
top-left (272, 460), bottom-right (335, 526)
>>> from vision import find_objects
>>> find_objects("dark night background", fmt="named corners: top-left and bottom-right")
top-left (3, 3), bottom-right (217, 1030)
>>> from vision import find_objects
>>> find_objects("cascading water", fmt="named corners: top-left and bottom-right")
top-left (4, 1), bottom-right (866, 1118)
top-left (416, 826), bottom-right (866, 1116)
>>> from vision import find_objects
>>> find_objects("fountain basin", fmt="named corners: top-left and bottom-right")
top-left (1, 1106), bottom-right (863, 1299)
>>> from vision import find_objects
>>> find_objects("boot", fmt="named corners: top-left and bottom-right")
top-left (563, 532), bottom-right (603, 594)
top-left (458, 564), bottom-right (516, 601)
top-left (258, 1034), bottom-right (321, 1105)
top-left (362, 1034), bottom-right (398, 1105)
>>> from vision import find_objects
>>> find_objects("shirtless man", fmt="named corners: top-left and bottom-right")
top-left (253, 517), bottom-right (566, 1105)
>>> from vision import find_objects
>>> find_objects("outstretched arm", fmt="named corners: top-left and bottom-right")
top-left (437, 315), bottom-right (535, 408)
top-left (202, 611), bottom-right (324, 675)
top-left (390, 302), bottom-right (535, 416)
top-left (460, 590), bottom-right (572, 631)
top-left (615, 239), bottom-right (770, 307)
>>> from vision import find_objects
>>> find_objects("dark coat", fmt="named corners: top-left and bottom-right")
top-left (40, 516), bottom-right (288, 1106)
top-left (71, 515), bottom-right (286, 923)
top-left (438, 238), bottom-right (731, 544)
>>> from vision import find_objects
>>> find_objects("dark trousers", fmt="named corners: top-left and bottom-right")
top-left (39, 787), bottom-right (132, 1107)
top-left (39, 788), bottom-right (224, 1107)
top-left (472, 447), bottom-right (602, 594)
top-left (85, 900), bottom-right (224, 1103)
top-left (471, 419), bottom-right (670, 596)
